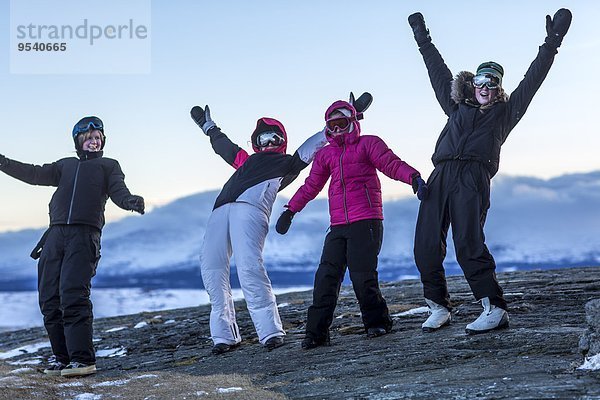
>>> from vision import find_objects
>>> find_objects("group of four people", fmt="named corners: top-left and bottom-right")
top-left (0, 10), bottom-right (570, 376)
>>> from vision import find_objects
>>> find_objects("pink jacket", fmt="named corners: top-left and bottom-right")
top-left (287, 101), bottom-right (420, 226)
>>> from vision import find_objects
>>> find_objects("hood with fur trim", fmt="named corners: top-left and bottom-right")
top-left (451, 71), bottom-right (508, 110)
top-left (250, 117), bottom-right (287, 154)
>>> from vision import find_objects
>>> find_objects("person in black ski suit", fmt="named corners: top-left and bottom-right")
top-left (408, 9), bottom-right (571, 334)
top-left (0, 117), bottom-right (145, 376)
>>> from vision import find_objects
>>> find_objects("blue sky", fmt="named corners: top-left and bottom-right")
top-left (1, 0), bottom-right (598, 231)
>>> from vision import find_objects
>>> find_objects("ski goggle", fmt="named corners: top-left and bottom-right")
top-left (256, 131), bottom-right (285, 147)
top-left (326, 116), bottom-right (352, 133)
top-left (72, 117), bottom-right (103, 137)
top-left (472, 74), bottom-right (501, 90)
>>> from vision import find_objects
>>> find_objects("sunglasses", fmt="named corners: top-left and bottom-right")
top-left (256, 131), bottom-right (285, 147)
top-left (326, 116), bottom-right (352, 133)
top-left (73, 118), bottom-right (103, 137)
top-left (472, 74), bottom-right (500, 90)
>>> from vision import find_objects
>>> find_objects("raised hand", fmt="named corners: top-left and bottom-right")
top-left (545, 8), bottom-right (572, 48)
top-left (408, 12), bottom-right (431, 47)
top-left (349, 92), bottom-right (373, 120)
top-left (190, 105), bottom-right (217, 135)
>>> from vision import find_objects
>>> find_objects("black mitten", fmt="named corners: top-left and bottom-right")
top-left (190, 105), bottom-right (216, 134)
top-left (125, 195), bottom-right (145, 215)
top-left (545, 8), bottom-right (572, 48)
top-left (408, 12), bottom-right (431, 47)
top-left (0, 154), bottom-right (6, 167)
top-left (276, 209), bottom-right (295, 234)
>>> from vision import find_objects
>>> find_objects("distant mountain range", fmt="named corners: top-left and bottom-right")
top-left (1, 171), bottom-right (599, 291)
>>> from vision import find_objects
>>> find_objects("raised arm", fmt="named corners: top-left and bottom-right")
top-left (504, 9), bottom-right (572, 139)
top-left (190, 105), bottom-right (250, 169)
top-left (0, 154), bottom-right (60, 186)
top-left (408, 13), bottom-right (456, 116)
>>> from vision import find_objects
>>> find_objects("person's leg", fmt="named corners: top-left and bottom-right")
top-left (60, 225), bottom-right (99, 372)
top-left (305, 226), bottom-right (347, 344)
top-left (450, 163), bottom-right (508, 334)
top-left (414, 166), bottom-right (452, 309)
top-left (37, 226), bottom-right (69, 368)
top-left (450, 164), bottom-right (506, 310)
top-left (230, 203), bottom-right (284, 346)
top-left (346, 220), bottom-right (392, 334)
top-left (201, 204), bottom-right (240, 347)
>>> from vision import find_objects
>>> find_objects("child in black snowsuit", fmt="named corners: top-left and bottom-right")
top-left (0, 116), bottom-right (145, 376)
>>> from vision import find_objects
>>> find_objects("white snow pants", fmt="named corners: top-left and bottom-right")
top-left (201, 202), bottom-right (285, 345)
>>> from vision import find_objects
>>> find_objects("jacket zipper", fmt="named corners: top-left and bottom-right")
top-left (364, 184), bottom-right (372, 208)
top-left (339, 144), bottom-right (349, 224)
top-left (67, 162), bottom-right (81, 224)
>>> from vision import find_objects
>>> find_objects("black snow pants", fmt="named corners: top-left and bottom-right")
top-left (414, 160), bottom-right (507, 310)
top-left (305, 219), bottom-right (392, 341)
top-left (37, 224), bottom-right (101, 365)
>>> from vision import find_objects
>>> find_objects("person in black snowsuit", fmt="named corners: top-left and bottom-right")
top-left (408, 9), bottom-right (571, 334)
top-left (0, 117), bottom-right (145, 376)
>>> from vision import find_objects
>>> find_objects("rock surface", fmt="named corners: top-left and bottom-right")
top-left (1, 266), bottom-right (600, 399)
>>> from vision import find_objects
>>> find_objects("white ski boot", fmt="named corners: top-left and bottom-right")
top-left (465, 297), bottom-right (509, 335)
top-left (422, 299), bottom-right (451, 332)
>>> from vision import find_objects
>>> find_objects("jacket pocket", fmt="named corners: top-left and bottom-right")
top-left (364, 184), bottom-right (373, 208)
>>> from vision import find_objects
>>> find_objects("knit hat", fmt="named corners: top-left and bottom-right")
top-left (476, 61), bottom-right (504, 86)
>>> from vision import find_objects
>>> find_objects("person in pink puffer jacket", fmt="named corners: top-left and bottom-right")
top-left (275, 99), bottom-right (428, 349)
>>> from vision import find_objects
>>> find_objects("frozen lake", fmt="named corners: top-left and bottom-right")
top-left (0, 286), bottom-right (310, 332)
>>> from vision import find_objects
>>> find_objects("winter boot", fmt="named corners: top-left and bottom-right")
top-left (264, 336), bottom-right (285, 351)
top-left (301, 335), bottom-right (330, 350)
top-left (211, 342), bottom-right (239, 355)
top-left (465, 297), bottom-right (509, 335)
top-left (60, 362), bottom-right (96, 377)
top-left (42, 355), bottom-right (67, 376)
top-left (422, 299), bottom-right (451, 332)
top-left (366, 327), bottom-right (388, 338)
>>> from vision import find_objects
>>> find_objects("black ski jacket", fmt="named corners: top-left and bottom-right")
top-left (419, 42), bottom-right (558, 177)
top-left (0, 151), bottom-right (133, 230)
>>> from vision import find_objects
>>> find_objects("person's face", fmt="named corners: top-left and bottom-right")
top-left (326, 111), bottom-right (349, 137)
top-left (474, 85), bottom-right (498, 106)
top-left (82, 130), bottom-right (103, 152)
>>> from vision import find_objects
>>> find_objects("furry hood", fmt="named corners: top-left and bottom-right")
top-left (451, 71), bottom-right (508, 110)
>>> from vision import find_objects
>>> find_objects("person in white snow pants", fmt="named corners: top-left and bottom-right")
top-left (190, 102), bottom-right (329, 354)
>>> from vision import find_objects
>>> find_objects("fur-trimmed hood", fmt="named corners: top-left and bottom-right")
top-left (451, 71), bottom-right (508, 110)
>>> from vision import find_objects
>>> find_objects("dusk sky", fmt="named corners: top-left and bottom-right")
top-left (1, 0), bottom-right (598, 232)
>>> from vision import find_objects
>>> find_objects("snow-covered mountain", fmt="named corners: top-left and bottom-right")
top-left (1, 171), bottom-right (599, 290)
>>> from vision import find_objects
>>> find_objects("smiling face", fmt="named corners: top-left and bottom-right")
top-left (80, 129), bottom-right (104, 152)
top-left (474, 85), bottom-right (498, 106)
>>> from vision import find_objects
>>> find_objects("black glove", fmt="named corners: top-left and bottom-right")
top-left (545, 8), bottom-right (572, 48)
top-left (125, 195), bottom-right (145, 215)
top-left (275, 209), bottom-right (295, 234)
top-left (0, 154), bottom-right (6, 167)
top-left (408, 12), bottom-right (431, 47)
top-left (412, 176), bottom-right (429, 201)
top-left (190, 105), bottom-right (217, 135)
top-left (349, 92), bottom-right (373, 120)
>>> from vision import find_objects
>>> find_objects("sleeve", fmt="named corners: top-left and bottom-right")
top-left (503, 44), bottom-right (557, 141)
top-left (106, 160), bottom-right (133, 209)
top-left (286, 152), bottom-right (331, 213)
top-left (281, 129), bottom-right (329, 188)
top-left (418, 42), bottom-right (457, 116)
top-left (367, 137), bottom-right (420, 185)
top-left (207, 127), bottom-right (250, 169)
top-left (0, 157), bottom-right (60, 186)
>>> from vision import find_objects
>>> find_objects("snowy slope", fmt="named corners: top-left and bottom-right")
top-left (1, 171), bottom-right (599, 289)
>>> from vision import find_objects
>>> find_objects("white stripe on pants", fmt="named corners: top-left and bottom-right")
top-left (201, 202), bottom-right (285, 345)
